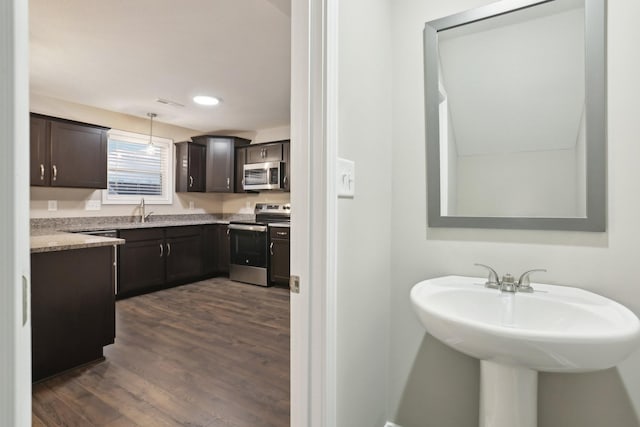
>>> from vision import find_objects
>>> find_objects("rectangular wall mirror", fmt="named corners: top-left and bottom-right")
top-left (424, 0), bottom-right (606, 231)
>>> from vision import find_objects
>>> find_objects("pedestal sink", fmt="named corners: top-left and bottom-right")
top-left (410, 276), bottom-right (640, 427)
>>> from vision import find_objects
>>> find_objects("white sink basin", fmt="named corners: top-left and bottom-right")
top-left (411, 275), bottom-right (640, 427)
top-left (411, 275), bottom-right (640, 372)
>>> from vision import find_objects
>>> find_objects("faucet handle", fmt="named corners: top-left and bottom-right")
top-left (474, 263), bottom-right (500, 289)
top-left (517, 269), bottom-right (547, 292)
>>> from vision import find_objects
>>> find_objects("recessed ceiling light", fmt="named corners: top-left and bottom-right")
top-left (193, 95), bottom-right (221, 106)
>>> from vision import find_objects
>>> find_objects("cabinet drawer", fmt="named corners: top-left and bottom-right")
top-left (119, 228), bottom-right (164, 242)
top-left (270, 227), bottom-right (290, 240)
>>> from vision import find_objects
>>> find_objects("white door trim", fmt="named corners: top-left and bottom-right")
top-left (290, 0), bottom-right (338, 425)
top-left (0, 0), bottom-right (32, 425)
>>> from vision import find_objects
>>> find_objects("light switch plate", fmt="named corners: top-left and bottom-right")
top-left (85, 200), bottom-right (101, 211)
top-left (47, 200), bottom-right (57, 211)
top-left (337, 158), bottom-right (355, 198)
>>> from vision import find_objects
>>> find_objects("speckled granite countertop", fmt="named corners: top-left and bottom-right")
top-left (30, 214), bottom-right (251, 253)
top-left (31, 232), bottom-right (125, 254)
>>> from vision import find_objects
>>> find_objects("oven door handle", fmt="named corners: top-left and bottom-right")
top-left (228, 224), bottom-right (268, 232)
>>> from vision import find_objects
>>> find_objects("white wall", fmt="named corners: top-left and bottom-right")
top-left (29, 94), bottom-right (290, 218)
top-left (335, 0), bottom-right (393, 425)
top-left (388, 1), bottom-right (640, 427)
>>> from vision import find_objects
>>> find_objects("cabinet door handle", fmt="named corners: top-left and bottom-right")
top-left (159, 243), bottom-right (164, 257)
top-left (270, 242), bottom-right (274, 256)
top-left (52, 165), bottom-right (57, 181)
top-left (189, 175), bottom-right (194, 187)
top-left (226, 228), bottom-right (230, 236)
top-left (283, 175), bottom-right (288, 186)
top-left (167, 242), bottom-right (171, 256)
top-left (39, 164), bottom-right (45, 180)
top-left (226, 177), bottom-right (230, 189)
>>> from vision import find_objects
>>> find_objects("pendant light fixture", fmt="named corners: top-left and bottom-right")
top-left (147, 112), bottom-right (157, 145)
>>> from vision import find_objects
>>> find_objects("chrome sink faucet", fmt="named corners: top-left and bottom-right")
top-left (139, 198), bottom-right (153, 223)
top-left (474, 264), bottom-right (546, 293)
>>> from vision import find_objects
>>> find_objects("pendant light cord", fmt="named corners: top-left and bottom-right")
top-left (147, 112), bottom-right (157, 145)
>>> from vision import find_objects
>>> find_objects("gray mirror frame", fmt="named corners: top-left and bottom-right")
top-left (425, 0), bottom-right (606, 231)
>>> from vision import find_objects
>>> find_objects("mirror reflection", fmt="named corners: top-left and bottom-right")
top-left (438, 0), bottom-right (586, 218)
top-left (425, 0), bottom-right (606, 231)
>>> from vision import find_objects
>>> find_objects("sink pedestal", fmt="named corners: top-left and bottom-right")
top-left (480, 361), bottom-right (537, 427)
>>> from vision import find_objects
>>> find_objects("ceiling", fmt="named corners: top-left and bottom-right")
top-left (29, 0), bottom-right (291, 133)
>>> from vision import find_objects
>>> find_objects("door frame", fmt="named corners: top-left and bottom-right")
top-left (2, 0), bottom-right (337, 425)
top-left (0, 0), bottom-right (32, 425)
top-left (291, 0), bottom-right (338, 426)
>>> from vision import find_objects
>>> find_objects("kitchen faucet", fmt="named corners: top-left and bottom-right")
top-left (140, 198), bottom-right (153, 223)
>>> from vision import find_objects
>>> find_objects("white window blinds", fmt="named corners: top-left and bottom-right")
top-left (102, 129), bottom-right (173, 204)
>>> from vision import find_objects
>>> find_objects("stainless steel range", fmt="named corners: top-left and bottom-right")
top-left (228, 203), bottom-right (290, 286)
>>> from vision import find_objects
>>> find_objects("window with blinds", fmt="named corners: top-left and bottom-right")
top-left (102, 129), bottom-right (173, 204)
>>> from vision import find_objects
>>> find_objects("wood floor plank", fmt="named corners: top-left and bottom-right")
top-left (32, 278), bottom-right (290, 427)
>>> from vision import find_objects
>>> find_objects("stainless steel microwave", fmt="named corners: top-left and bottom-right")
top-left (243, 161), bottom-right (286, 191)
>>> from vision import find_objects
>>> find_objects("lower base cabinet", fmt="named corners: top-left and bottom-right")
top-left (31, 246), bottom-right (115, 382)
top-left (118, 224), bottom-right (228, 298)
top-left (269, 226), bottom-right (290, 285)
top-left (118, 228), bottom-right (165, 295)
top-left (202, 224), bottom-right (230, 276)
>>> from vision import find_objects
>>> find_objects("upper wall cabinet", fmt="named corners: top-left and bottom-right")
top-left (30, 113), bottom-right (109, 189)
top-left (191, 135), bottom-right (250, 193)
top-left (246, 142), bottom-right (283, 163)
top-left (175, 141), bottom-right (206, 192)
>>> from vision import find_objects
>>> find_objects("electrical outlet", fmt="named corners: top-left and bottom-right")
top-left (85, 200), bottom-right (101, 211)
top-left (47, 200), bottom-right (58, 211)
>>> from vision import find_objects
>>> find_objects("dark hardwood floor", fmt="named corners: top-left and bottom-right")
top-left (32, 278), bottom-right (290, 427)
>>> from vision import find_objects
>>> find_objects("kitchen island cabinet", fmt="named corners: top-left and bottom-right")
top-left (31, 245), bottom-right (116, 382)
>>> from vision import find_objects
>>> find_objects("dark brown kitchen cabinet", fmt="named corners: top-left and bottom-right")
top-left (235, 146), bottom-right (247, 193)
top-left (175, 141), bottom-right (206, 192)
top-left (165, 226), bottom-right (203, 282)
top-left (118, 228), bottom-right (166, 296)
top-left (30, 113), bottom-right (108, 188)
top-left (269, 226), bottom-right (290, 285)
top-left (217, 224), bottom-right (231, 274)
top-left (118, 226), bottom-right (205, 298)
top-left (31, 245), bottom-right (116, 382)
top-left (30, 116), bottom-right (49, 186)
top-left (247, 142), bottom-right (283, 163)
top-left (202, 225), bottom-right (218, 276)
top-left (191, 135), bottom-right (250, 193)
top-left (202, 223), bottom-right (230, 275)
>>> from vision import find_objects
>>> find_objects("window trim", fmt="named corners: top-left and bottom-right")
top-left (102, 129), bottom-right (174, 205)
